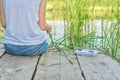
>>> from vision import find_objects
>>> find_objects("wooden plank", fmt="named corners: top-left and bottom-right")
top-left (77, 54), bottom-right (120, 80)
top-left (0, 45), bottom-right (5, 58)
top-left (34, 51), bottom-right (84, 80)
top-left (0, 54), bottom-right (39, 80)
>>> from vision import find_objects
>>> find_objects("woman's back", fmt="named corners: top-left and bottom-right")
top-left (3, 0), bottom-right (47, 45)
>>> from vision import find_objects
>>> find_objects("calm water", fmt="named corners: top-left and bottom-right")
top-left (0, 20), bottom-right (118, 45)
top-left (46, 20), bottom-right (118, 43)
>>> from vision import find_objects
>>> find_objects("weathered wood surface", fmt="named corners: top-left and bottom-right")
top-left (34, 51), bottom-right (84, 80)
top-left (77, 54), bottom-right (120, 80)
top-left (0, 45), bottom-right (5, 58)
top-left (0, 45), bottom-right (120, 80)
top-left (0, 54), bottom-right (39, 80)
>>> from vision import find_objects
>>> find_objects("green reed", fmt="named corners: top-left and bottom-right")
top-left (64, 0), bottom-right (120, 59)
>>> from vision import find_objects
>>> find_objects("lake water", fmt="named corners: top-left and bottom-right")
top-left (46, 20), bottom-right (119, 44)
top-left (0, 20), bottom-right (119, 45)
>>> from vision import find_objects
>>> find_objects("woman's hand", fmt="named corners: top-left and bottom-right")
top-left (45, 23), bottom-right (52, 34)
top-left (38, 21), bottom-right (52, 33)
top-left (1, 19), bottom-right (6, 29)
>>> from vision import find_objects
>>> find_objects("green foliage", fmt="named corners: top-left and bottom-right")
top-left (47, 0), bottom-right (120, 19)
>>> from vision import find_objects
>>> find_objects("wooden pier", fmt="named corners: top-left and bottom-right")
top-left (0, 46), bottom-right (120, 80)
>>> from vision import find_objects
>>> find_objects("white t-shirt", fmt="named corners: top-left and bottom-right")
top-left (3, 0), bottom-right (47, 45)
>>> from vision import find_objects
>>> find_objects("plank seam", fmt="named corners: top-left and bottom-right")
top-left (75, 55), bottom-right (86, 80)
top-left (31, 55), bottom-right (41, 80)
top-left (0, 51), bottom-right (7, 59)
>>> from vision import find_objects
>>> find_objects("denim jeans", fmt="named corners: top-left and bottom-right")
top-left (4, 41), bottom-right (48, 56)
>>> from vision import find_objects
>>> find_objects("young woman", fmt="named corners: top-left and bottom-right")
top-left (0, 0), bottom-right (51, 56)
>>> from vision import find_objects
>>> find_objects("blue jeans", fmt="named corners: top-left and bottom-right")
top-left (4, 41), bottom-right (48, 56)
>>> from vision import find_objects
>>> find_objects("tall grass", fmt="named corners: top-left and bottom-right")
top-left (64, 0), bottom-right (120, 59)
